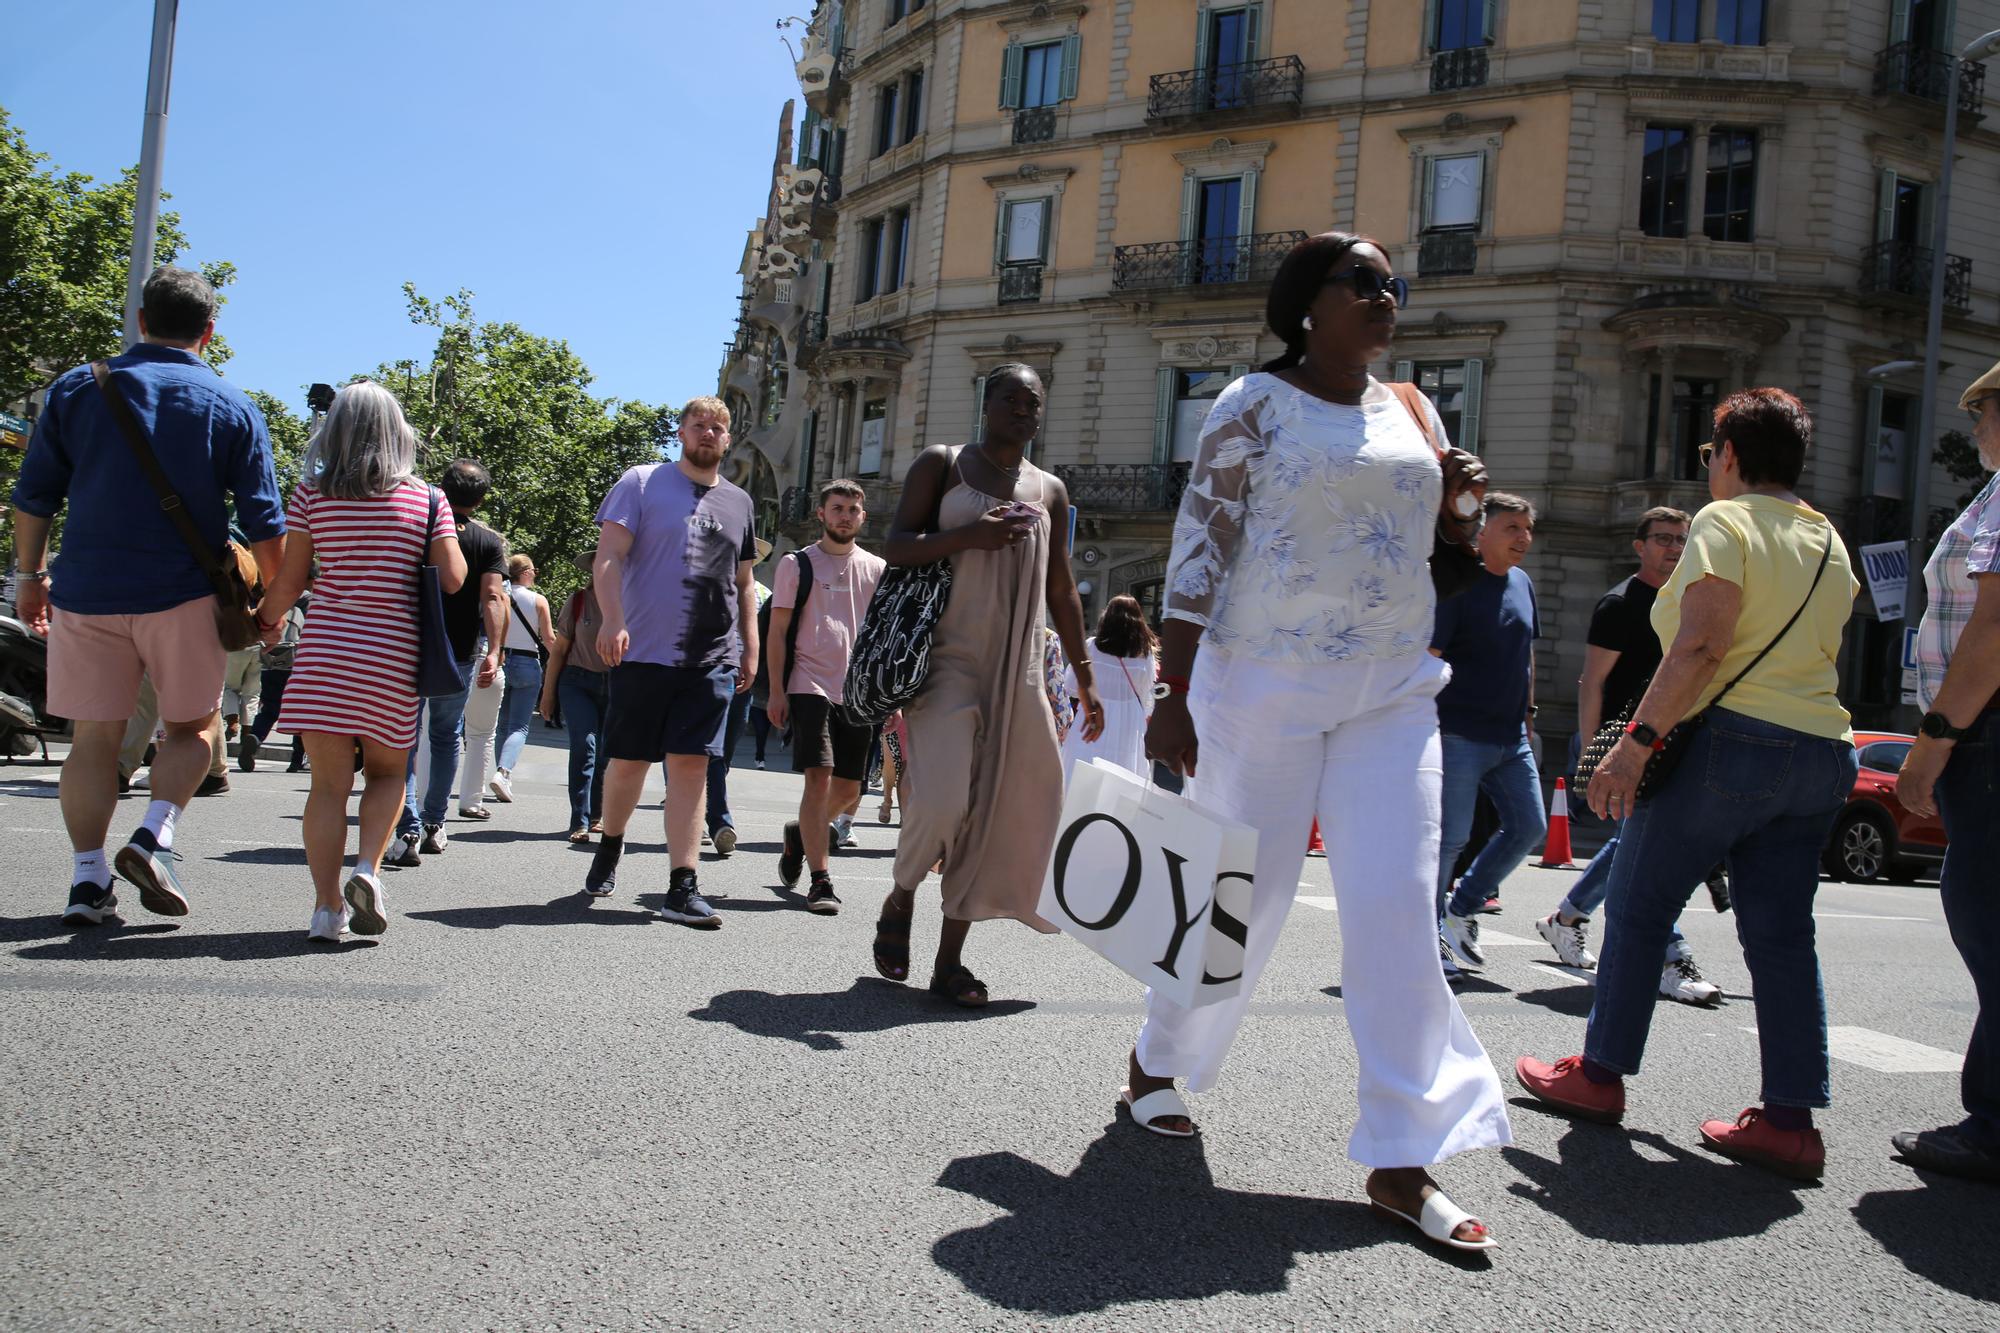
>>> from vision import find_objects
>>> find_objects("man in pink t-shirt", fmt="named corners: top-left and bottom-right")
top-left (766, 479), bottom-right (886, 915)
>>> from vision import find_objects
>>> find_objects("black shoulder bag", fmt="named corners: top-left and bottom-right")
top-left (841, 447), bottom-right (962, 726)
top-left (1576, 530), bottom-right (1834, 804)
top-left (414, 488), bottom-right (469, 698)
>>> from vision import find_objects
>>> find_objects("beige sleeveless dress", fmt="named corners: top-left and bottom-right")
top-left (892, 459), bottom-right (1063, 929)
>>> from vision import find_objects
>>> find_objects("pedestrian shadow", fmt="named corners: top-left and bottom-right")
top-left (931, 1129), bottom-right (1432, 1315)
top-left (211, 846), bottom-right (308, 867)
top-left (1508, 983), bottom-right (1598, 1018)
top-left (12, 927), bottom-right (374, 961)
top-left (444, 827), bottom-right (568, 846)
top-left (0, 782), bottom-right (60, 799)
top-left (406, 894), bottom-right (657, 930)
top-left (0, 913), bottom-right (164, 944)
top-left (1325, 976), bottom-right (1512, 1000)
top-left (689, 979), bottom-right (1036, 1051)
top-left (634, 891), bottom-right (794, 917)
top-left (1852, 1183), bottom-right (2000, 1303)
top-left (1501, 1120), bottom-right (1805, 1242)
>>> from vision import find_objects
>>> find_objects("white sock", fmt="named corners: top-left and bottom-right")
top-left (72, 849), bottom-right (108, 887)
top-left (140, 800), bottom-right (181, 849)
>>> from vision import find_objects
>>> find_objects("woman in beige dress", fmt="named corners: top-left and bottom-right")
top-left (878, 364), bottom-right (1104, 1005)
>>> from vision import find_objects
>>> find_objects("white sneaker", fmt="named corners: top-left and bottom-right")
top-left (834, 816), bottom-right (857, 848)
top-left (1443, 912), bottom-right (1485, 967)
top-left (130, 768), bottom-right (151, 791)
top-left (755, 760), bottom-right (766, 770)
top-left (1537, 912), bottom-right (1598, 971)
top-left (308, 905), bottom-right (350, 942)
top-left (343, 872), bottom-right (389, 936)
top-left (488, 771), bottom-right (514, 803)
top-left (1660, 952), bottom-right (1721, 1006)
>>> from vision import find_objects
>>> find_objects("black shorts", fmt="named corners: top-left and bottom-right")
top-left (604, 662), bottom-right (735, 762)
top-left (788, 693), bottom-right (873, 781)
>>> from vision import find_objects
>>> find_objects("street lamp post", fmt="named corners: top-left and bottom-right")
top-left (120, 0), bottom-right (181, 349)
top-left (1904, 28), bottom-right (2000, 648)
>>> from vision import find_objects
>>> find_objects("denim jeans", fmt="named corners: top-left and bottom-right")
top-left (558, 665), bottom-right (610, 829)
top-left (1438, 729), bottom-right (1548, 921)
top-left (496, 652), bottom-right (543, 773)
top-left (1565, 822), bottom-right (1686, 952)
top-left (750, 704), bottom-right (772, 761)
top-left (705, 687), bottom-right (754, 834)
top-left (1937, 707), bottom-right (2000, 1148)
top-left (401, 658), bottom-right (475, 836)
top-left (1584, 708), bottom-right (1857, 1107)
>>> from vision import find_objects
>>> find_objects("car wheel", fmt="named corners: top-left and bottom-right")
top-left (1826, 808), bottom-right (1894, 884)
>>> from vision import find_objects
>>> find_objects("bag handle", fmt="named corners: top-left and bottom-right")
top-left (1387, 381), bottom-right (1444, 461)
top-left (1705, 527), bottom-right (1836, 713)
top-left (90, 361), bottom-right (231, 598)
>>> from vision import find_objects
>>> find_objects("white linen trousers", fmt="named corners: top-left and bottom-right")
top-left (1133, 647), bottom-right (1514, 1167)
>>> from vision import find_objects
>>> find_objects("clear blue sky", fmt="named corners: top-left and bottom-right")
top-left (3, 0), bottom-right (805, 416)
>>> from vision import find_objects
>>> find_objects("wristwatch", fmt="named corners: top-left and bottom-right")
top-left (1624, 719), bottom-right (1666, 751)
top-left (1919, 711), bottom-right (1972, 742)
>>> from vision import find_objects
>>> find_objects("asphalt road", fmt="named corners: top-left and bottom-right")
top-left (1, 729), bottom-right (1992, 1331)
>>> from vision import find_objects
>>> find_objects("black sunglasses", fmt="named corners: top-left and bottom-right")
top-left (1323, 268), bottom-right (1410, 309)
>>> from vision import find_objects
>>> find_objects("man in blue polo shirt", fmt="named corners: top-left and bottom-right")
top-left (1434, 492), bottom-right (1547, 970)
top-left (10, 266), bottom-right (286, 927)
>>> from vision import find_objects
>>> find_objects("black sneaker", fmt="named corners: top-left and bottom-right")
top-left (113, 830), bottom-right (189, 917)
top-left (659, 876), bottom-right (722, 929)
top-left (778, 821), bottom-right (804, 889)
top-left (805, 875), bottom-right (841, 915)
top-left (238, 734), bottom-right (259, 772)
top-left (384, 835), bottom-right (422, 869)
top-left (62, 880), bottom-right (119, 927)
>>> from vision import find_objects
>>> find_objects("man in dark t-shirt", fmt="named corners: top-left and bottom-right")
top-left (1536, 505), bottom-right (1721, 1006)
top-left (397, 458), bottom-right (510, 858)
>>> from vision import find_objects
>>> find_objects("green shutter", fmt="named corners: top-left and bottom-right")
top-left (1000, 40), bottom-right (1024, 108)
top-left (1862, 384), bottom-right (1885, 495)
top-left (1229, 362), bottom-right (1249, 383)
top-left (1243, 3), bottom-right (1264, 59)
top-left (1392, 359), bottom-right (1414, 382)
top-left (973, 376), bottom-right (988, 445)
top-left (1194, 8), bottom-right (1213, 71)
top-left (1460, 358), bottom-right (1484, 453)
top-left (1420, 157), bottom-right (1438, 231)
top-left (1481, 0), bottom-right (1497, 44)
top-left (1889, 0), bottom-right (1912, 45)
top-left (1037, 198), bottom-right (1051, 261)
top-left (1236, 170), bottom-right (1259, 265)
top-left (1876, 168), bottom-right (1899, 243)
top-left (1154, 367), bottom-right (1178, 464)
top-left (1178, 174), bottom-right (1199, 241)
top-left (1422, 0), bottom-right (1441, 52)
top-left (995, 200), bottom-right (1010, 269)
top-left (800, 109), bottom-right (821, 167)
top-left (1060, 33), bottom-right (1081, 101)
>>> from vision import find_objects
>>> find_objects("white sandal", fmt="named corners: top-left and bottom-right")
top-left (1119, 1085), bottom-right (1196, 1138)
top-left (1371, 1190), bottom-right (1499, 1253)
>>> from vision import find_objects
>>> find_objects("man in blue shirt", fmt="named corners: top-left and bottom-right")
top-left (1433, 492), bottom-right (1547, 970)
top-left (10, 266), bottom-right (286, 927)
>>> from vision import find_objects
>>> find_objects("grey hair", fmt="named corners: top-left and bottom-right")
top-left (303, 381), bottom-right (417, 500)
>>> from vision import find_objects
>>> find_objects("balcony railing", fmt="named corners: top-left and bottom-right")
top-left (1861, 240), bottom-right (1973, 311)
top-left (1013, 105), bottom-right (1058, 144)
top-left (799, 312), bottom-right (828, 346)
top-left (1055, 463), bottom-right (1192, 514)
top-left (1146, 55), bottom-right (1305, 122)
top-left (1418, 226), bottom-right (1478, 278)
top-left (1430, 45), bottom-right (1490, 93)
top-left (999, 263), bottom-right (1044, 303)
top-left (1111, 230), bottom-right (1307, 293)
top-left (779, 485), bottom-right (815, 527)
top-left (1874, 42), bottom-right (1985, 116)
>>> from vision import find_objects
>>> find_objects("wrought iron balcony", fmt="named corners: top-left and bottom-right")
top-left (794, 312), bottom-right (830, 368)
top-left (1430, 46), bottom-right (1490, 93)
top-left (1861, 240), bottom-right (1972, 312)
top-left (1418, 226), bottom-right (1478, 278)
top-left (1146, 55), bottom-right (1305, 123)
top-left (1111, 230), bottom-right (1307, 293)
top-left (1875, 42), bottom-right (1985, 116)
top-left (998, 263), bottom-right (1044, 304)
top-left (1054, 463), bottom-right (1192, 514)
top-left (1013, 105), bottom-right (1058, 144)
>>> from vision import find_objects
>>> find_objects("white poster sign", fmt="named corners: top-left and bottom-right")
top-left (1859, 541), bottom-right (1908, 623)
top-left (858, 416), bottom-right (885, 476)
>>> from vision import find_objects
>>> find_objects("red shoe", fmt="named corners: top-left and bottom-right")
top-left (1515, 1055), bottom-right (1626, 1123)
top-left (1699, 1108), bottom-right (1824, 1181)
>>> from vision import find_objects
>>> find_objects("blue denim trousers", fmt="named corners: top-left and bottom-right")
top-left (558, 665), bottom-right (610, 829)
top-left (1584, 708), bottom-right (1857, 1107)
top-left (1564, 822), bottom-right (1687, 952)
top-left (1438, 728), bottom-right (1548, 920)
top-left (401, 659), bottom-right (476, 836)
top-left (496, 652), bottom-right (543, 773)
top-left (705, 686), bottom-right (755, 834)
top-left (1937, 707), bottom-right (2000, 1149)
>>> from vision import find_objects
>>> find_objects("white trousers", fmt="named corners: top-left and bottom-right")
top-left (453, 674), bottom-right (503, 807)
top-left (1134, 649), bottom-right (1513, 1168)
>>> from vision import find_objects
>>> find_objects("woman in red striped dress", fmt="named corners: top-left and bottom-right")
top-left (254, 382), bottom-right (464, 943)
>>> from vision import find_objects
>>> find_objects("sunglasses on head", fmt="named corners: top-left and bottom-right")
top-left (1322, 268), bottom-right (1410, 308)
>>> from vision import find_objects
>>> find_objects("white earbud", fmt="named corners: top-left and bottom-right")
top-left (1301, 315), bottom-right (1315, 332)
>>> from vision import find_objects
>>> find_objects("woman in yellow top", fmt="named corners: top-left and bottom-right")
top-left (1518, 387), bottom-right (1859, 1183)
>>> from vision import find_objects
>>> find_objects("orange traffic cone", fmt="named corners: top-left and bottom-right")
top-left (1307, 819), bottom-right (1325, 857)
top-left (1539, 778), bottom-right (1575, 868)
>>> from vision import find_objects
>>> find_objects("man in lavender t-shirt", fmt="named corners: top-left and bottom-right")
top-left (585, 397), bottom-right (759, 928)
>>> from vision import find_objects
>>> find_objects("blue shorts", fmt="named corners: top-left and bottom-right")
top-left (603, 662), bottom-right (734, 762)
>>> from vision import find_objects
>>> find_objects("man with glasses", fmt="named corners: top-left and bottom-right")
top-left (1538, 506), bottom-right (1723, 1004)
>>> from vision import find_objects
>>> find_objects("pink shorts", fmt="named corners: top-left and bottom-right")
top-left (47, 596), bottom-right (226, 724)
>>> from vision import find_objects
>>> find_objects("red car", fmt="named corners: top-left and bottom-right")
top-left (1821, 731), bottom-right (1949, 883)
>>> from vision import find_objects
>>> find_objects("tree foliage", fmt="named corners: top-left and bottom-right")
top-left (0, 106), bottom-right (235, 406)
top-left (245, 389), bottom-right (310, 497)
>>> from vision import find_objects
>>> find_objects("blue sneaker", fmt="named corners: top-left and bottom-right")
top-left (113, 830), bottom-right (189, 917)
top-left (62, 880), bottom-right (119, 927)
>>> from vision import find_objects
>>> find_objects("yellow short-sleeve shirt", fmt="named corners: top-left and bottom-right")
top-left (1651, 495), bottom-right (1859, 743)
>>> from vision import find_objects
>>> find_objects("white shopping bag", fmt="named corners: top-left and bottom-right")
top-left (1037, 758), bottom-right (1256, 1009)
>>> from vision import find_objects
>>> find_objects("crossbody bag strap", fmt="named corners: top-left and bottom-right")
top-left (90, 361), bottom-right (228, 593)
top-left (782, 547), bottom-right (815, 692)
top-left (1706, 528), bottom-right (1836, 713)
top-left (507, 587), bottom-right (547, 652)
top-left (1387, 380), bottom-right (1442, 460)
top-left (418, 486), bottom-right (439, 604)
top-left (932, 444), bottom-right (967, 533)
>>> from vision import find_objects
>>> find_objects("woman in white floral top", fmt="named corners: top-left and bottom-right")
top-left (1125, 232), bottom-right (1510, 1252)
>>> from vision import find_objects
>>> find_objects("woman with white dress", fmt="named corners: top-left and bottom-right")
top-left (1060, 595), bottom-right (1156, 781)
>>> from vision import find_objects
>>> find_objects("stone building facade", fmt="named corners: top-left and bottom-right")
top-left (719, 0), bottom-right (2000, 735)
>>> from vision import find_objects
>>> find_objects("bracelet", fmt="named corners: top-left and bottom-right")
top-left (1156, 673), bottom-right (1191, 695)
top-left (19, 570), bottom-right (50, 583)
top-left (255, 615), bottom-right (281, 633)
